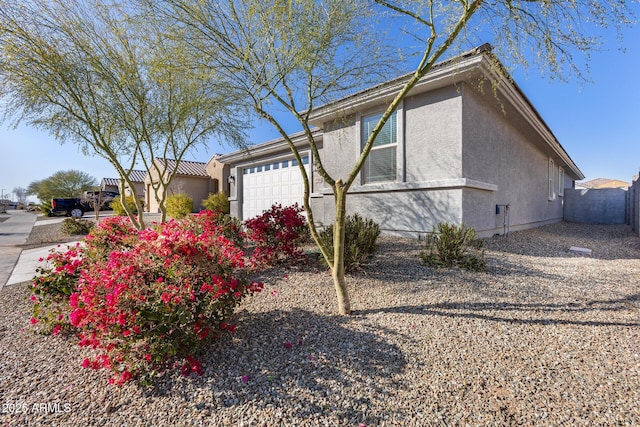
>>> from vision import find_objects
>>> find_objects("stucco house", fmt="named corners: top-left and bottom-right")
top-left (144, 158), bottom-right (221, 213)
top-left (100, 170), bottom-right (147, 197)
top-left (220, 44), bottom-right (586, 237)
top-left (575, 178), bottom-right (630, 190)
top-left (100, 177), bottom-right (120, 193)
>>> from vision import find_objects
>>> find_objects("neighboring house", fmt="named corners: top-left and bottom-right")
top-left (144, 158), bottom-right (217, 213)
top-left (575, 178), bottom-right (630, 190)
top-left (100, 170), bottom-right (147, 197)
top-left (124, 170), bottom-right (147, 198)
top-left (217, 44), bottom-right (585, 238)
top-left (100, 177), bottom-right (120, 193)
top-left (205, 154), bottom-right (231, 197)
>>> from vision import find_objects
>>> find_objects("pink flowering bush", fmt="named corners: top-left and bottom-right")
top-left (245, 203), bottom-right (307, 267)
top-left (31, 243), bottom-right (84, 334)
top-left (31, 212), bottom-right (263, 385)
top-left (82, 215), bottom-right (138, 260)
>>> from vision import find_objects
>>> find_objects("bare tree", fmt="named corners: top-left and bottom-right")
top-left (162, 0), bottom-right (636, 314)
top-left (0, 0), bottom-right (247, 228)
top-left (12, 186), bottom-right (27, 205)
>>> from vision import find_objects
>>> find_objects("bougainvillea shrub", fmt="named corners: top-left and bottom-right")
top-left (31, 212), bottom-right (262, 385)
top-left (244, 203), bottom-right (307, 267)
top-left (82, 215), bottom-right (139, 261)
top-left (31, 243), bottom-right (84, 335)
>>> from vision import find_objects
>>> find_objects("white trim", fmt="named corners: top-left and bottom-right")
top-left (548, 158), bottom-right (556, 201)
top-left (322, 178), bottom-right (497, 195)
top-left (360, 108), bottom-right (400, 184)
top-left (397, 100), bottom-right (405, 182)
top-left (558, 166), bottom-right (565, 197)
top-left (217, 129), bottom-right (321, 163)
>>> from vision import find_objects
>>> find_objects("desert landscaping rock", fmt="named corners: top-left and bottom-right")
top-left (1, 222), bottom-right (638, 426)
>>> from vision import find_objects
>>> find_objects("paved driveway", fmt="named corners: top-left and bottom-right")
top-left (0, 210), bottom-right (37, 288)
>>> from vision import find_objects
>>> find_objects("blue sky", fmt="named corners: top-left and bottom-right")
top-left (1, 10), bottom-right (639, 202)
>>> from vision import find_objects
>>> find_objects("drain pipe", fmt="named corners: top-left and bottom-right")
top-left (495, 204), bottom-right (511, 236)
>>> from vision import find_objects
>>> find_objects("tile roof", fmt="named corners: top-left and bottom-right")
top-left (101, 177), bottom-right (119, 187)
top-left (578, 178), bottom-right (630, 189)
top-left (155, 158), bottom-right (209, 177)
top-left (128, 170), bottom-right (148, 183)
top-left (101, 170), bottom-right (148, 187)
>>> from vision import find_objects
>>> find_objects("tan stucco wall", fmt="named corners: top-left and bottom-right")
top-left (124, 182), bottom-right (145, 199)
top-left (205, 158), bottom-right (230, 196)
top-left (146, 176), bottom-right (214, 213)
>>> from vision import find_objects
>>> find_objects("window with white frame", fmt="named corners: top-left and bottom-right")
top-left (558, 166), bottom-right (564, 197)
top-left (362, 111), bottom-right (397, 183)
top-left (548, 158), bottom-right (556, 200)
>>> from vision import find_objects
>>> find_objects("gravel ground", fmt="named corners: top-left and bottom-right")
top-left (1, 222), bottom-right (638, 426)
top-left (21, 221), bottom-right (86, 249)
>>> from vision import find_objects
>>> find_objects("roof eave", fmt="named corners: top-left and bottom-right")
top-left (308, 51), bottom-right (583, 181)
top-left (217, 128), bottom-right (322, 163)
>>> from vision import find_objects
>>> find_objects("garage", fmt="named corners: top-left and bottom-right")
top-left (242, 155), bottom-right (310, 219)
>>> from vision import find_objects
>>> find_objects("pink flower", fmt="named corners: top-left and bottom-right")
top-left (284, 342), bottom-right (292, 349)
top-left (51, 325), bottom-right (62, 335)
top-left (29, 317), bottom-right (39, 325)
top-left (307, 355), bottom-right (315, 361)
top-left (271, 289), bottom-right (278, 297)
top-left (241, 375), bottom-right (249, 383)
top-left (119, 370), bottom-right (132, 383)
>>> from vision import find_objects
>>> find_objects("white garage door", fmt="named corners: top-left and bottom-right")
top-left (242, 156), bottom-right (309, 219)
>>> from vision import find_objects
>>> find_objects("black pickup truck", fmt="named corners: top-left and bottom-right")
top-left (51, 191), bottom-right (119, 218)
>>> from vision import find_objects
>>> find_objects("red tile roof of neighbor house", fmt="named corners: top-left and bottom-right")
top-left (155, 158), bottom-right (209, 177)
top-left (578, 178), bottom-right (630, 189)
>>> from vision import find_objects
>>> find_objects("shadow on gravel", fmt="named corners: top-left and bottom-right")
top-left (142, 309), bottom-right (407, 426)
top-left (355, 293), bottom-right (640, 328)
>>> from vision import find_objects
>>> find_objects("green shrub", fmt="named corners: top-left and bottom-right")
top-left (421, 222), bottom-right (486, 272)
top-left (166, 193), bottom-right (193, 219)
top-left (40, 200), bottom-right (53, 217)
top-left (61, 218), bottom-right (94, 235)
top-left (111, 195), bottom-right (143, 216)
top-left (318, 213), bottom-right (380, 272)
top-left (202, 192), bottom-right (230, 214)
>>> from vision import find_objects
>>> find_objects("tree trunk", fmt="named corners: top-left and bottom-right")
top-left (332, 184), bottom-right (351, 315)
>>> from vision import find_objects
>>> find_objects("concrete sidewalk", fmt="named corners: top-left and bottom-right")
top-left (6, 242), bottom-right (79, 286)
top-left (0, 210), bottom-right (38, 289)
top-left (1, 211), bottom-right (163, 289)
